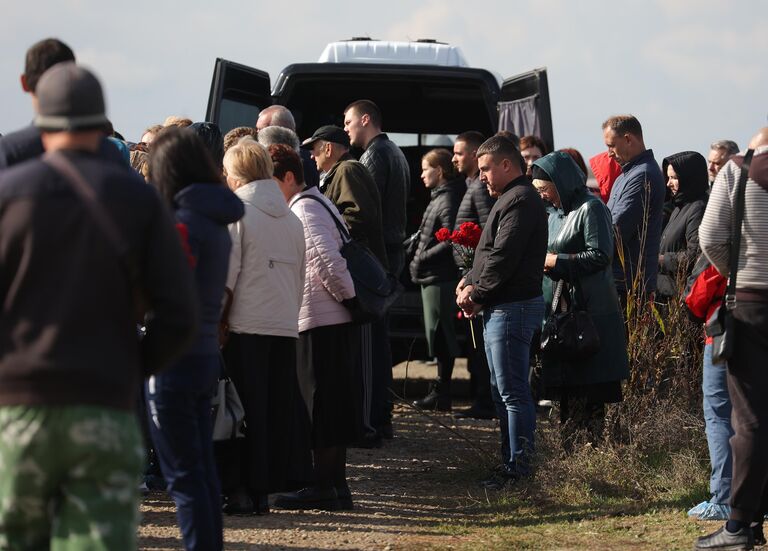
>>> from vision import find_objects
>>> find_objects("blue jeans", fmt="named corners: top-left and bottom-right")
top-left (146, 354), bottom-right (223, 551)
top-left (482, 296), bottom-right (545, 476)
top-left (702, 342), bottom-right (733, 503)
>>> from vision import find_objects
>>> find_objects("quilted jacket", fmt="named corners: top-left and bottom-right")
top-left (453, 174), bottom-right (495, 267)
top-left (359, 133), bottom-right (411, 245)
top-left (410, 178), bottom-right (465, 285)
top-left (289, 186), bottom-right (356, 332)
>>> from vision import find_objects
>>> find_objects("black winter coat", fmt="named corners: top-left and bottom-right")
top-left (453, 175), bottom-right (495, 268)
top-left (409, 178), bottom-right (465, 285)
top-left (658, 151), bottom-right (709, 298)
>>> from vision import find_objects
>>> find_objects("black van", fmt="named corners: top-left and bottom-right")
top-left (206, 38), bottom-right (554, 360)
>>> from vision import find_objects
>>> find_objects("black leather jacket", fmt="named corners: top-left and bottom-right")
top-left (359, 133), bottom-right (411, 245)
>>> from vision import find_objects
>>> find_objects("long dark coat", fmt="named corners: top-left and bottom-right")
top-left (534, 152), bottom-right (629, 393)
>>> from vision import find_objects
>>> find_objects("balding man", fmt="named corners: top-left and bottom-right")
top-left (256, 105), bottom-right (319, 188)
top-left (695, 128), bottom-right (768, 551)
top-left (602, 114), bottom-right (665, 300)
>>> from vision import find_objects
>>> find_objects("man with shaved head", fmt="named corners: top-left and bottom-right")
top-left (695, 128), bottom-right (768, 550)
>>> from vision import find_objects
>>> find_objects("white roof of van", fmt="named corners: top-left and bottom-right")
top-left (318, 40), bottom-right (469, 67)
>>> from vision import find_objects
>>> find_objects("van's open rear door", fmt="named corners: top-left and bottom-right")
top-left (498, 68), bottom-right (554, 152)
top-left (206, 58), bottom-right (272, 134)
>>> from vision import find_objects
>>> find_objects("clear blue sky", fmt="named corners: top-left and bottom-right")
top-left (1, 0), bottom-right (766, 161)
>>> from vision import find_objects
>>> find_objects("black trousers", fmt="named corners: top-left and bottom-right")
top-left (727, 301), bottom-right (768, 523)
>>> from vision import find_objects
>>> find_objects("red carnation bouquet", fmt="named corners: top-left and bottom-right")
top-left (436, 222), bottom-right (483, 347)
top-left (435, 222), bottom-right (482, 274)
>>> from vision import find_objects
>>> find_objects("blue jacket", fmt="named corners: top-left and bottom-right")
top-left (605, 149), bottom-right (665, 293)
top-left (173, 183), bottom-right (244, 357)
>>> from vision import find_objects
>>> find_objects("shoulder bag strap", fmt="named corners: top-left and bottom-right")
top-left (724, 149), bottom-right (754, 311)
top-left (550, 279), bottom-right (564, 314)
top-left (42, 151), bottom-right (138, 284)
top-left (294, 193), bottom-right (351, 243)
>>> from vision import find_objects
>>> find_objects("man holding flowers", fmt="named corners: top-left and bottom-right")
top-left (456, 135), bottom-right (548, 489)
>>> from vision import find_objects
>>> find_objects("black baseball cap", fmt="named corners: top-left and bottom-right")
top-left (34, 62), bottom-right (109, 132)
top-left (301, 125), bottom-right (350, 149)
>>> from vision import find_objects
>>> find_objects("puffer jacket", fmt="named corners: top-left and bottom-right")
top-left (453, 175), bottom-right (495, 267)
top-left (227, 179), bottom-right (306, 337)
top-left (534, 152), bottom-right (629, 390)
top-left (410, 178), bottom-right (465, 284)
top-left (174, 183), bottom-right (244, 356)
top-left (359, 133), bottom-right (411, 245)
top-left (657, 151), bottom-right (708, 298)
top-left (289, 186), bottom-right (356, 332)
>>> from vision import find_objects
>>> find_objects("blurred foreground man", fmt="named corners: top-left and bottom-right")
top-left (0, 63), bottom-right (197, 550)
top-left (695, 128), bottom-right (768, 550)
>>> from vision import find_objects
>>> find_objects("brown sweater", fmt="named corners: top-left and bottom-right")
top-left (0, 149), bottom-right (198, 411)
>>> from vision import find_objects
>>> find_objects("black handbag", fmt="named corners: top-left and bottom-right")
top-left (296, 194), bottom-right (403, 324)
top-left (705, 149), bottom-right (754, 365)
top-left (541, 279), bottom-right (600, 361)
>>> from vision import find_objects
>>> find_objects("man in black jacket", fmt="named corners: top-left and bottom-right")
top-left (457, 136), bottom-right (547, 488)
top-left (0, 63), bottom-right (198, 549)
top-left (451, 131), bottom-right (496, 420)
top-left (0, 38), bottom-right (75, 168)
top-left (343, 99), bottom-right (410, 440)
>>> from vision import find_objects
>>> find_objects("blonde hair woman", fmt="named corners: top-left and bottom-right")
top-left (219, 138), bottom-right (307, 515)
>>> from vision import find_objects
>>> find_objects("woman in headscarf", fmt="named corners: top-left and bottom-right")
top-left (532, 151), bottom-right (629, 449)
top-left (657, 151), bottom-right (709, 300)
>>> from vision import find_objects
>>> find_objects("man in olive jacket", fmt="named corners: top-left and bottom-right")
top-left (302, 124), bottom-right (390, 443)
top-left (302, 125), bottom-right (387, 267)
top-left (457, 135), bottom-right (547, 488)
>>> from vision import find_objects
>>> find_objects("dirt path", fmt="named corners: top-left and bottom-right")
top-left (138, 389), bottom-right (501, 550)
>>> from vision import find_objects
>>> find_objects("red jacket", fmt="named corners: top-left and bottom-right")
top-left (684, 264), bottom-right (726, 344)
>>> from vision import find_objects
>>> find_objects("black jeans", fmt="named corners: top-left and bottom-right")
top-left (727, 301), bottom-right (768, 523)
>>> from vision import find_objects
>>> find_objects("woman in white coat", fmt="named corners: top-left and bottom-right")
top-left (268, 144), bottom-right (361, 511)
top-left (220, 138), bottom-right (306, 515)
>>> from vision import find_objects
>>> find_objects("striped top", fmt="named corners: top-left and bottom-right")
top-left (699, 145), bottom-right (768, 290)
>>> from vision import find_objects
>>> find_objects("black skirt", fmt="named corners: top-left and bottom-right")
top-left (297, 323), bottom-right (362, 448)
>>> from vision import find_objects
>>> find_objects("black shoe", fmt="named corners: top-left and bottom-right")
top-left (479, 466), bottom-right (518, 491)
top-left (694, 525), bottom-right (754, 550)
top-left (753, 524), bottom-right (765, 547)
top-left (453, 406), bottom-right (496, 420)
top-left (351, 430), bottom-right (382, 449)
top-left (222, 490), bottom-right (254, 515)
top-left (335, 485), bottom-right (354, 510)
top-left (413, 381), bottom-right (451, 411)
top-left (253, 493), bottom-right (270, 515)
top-left (272, 487), bottom-right (340, 511)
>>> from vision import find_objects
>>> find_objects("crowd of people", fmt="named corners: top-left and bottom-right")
top-left (0, 37), bottom-right (766, 551)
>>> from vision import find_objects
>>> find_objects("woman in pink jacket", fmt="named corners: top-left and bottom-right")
top-left (268, 144), bottom-right (361, 512)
